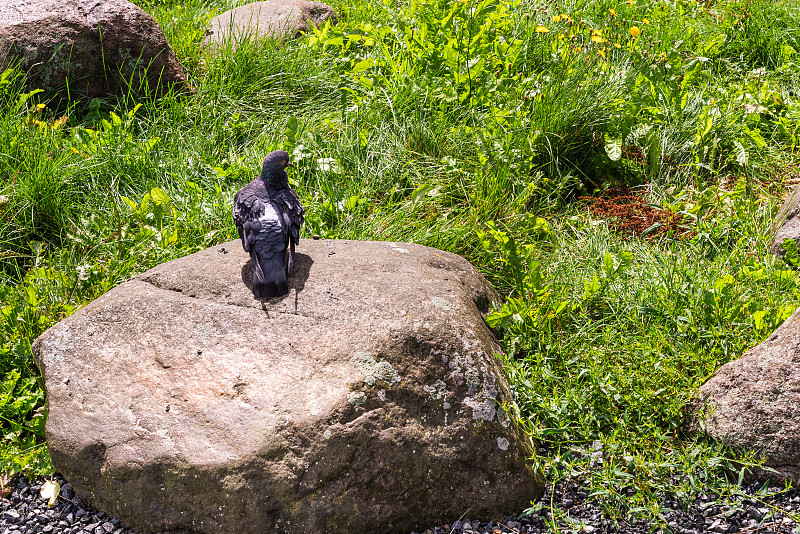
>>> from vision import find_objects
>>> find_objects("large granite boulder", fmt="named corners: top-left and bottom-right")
top-left (33, 239), bottom-right (543, 534)
top-left (205, 0), bottom-right (338, 45)
top-left (770, 182), bottom-right (800, 259)
top-left (690, 306), bottom-right (800, 481)
top-left (0, 0), bottom-right (187, 101)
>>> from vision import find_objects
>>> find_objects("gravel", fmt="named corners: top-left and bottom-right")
top-left (0, 474), bottom-right (132, 534)
top-left (1, 472), bottom-right (798, 534)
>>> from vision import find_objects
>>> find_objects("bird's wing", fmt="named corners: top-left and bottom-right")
top-left (271, 187), bottom-right (305, 246)
top-left (232, 178), bottom-right (267, 252)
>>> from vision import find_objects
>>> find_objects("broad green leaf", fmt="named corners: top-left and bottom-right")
top-left (602, 251), bottom-right (614, 277)
top-left (583, 274), bottom-right (601, 299)
top-left (713, 274), bottom-right (734, 292)
top-left (352, 58), bottom-right (375, 74)
top-left (753, 310), bottom-right (767, 330)
top-left (617, 250), bottom-right (633, 271)
top-left (409, 183), bottom-right (432, 211)
top-left (744, 126), bottom-right (767, 149)
top-left (604, 133), bottom-right (622, 161)
top-left (121, 196), bottom-right (138, 212)
top-left (127, 103), bottom-right (142, 119)
top-left (150, 188), bottom-right (171, 208)
top-left (733, 140), bottom-right (747, 167)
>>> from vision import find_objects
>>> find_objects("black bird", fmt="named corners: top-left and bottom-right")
top-left (233, 150), bottom-right (304, 299)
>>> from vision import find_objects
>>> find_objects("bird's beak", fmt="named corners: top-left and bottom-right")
top-left (286, 162), bottom-right (294, 168)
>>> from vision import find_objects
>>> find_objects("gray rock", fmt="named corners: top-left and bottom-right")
top-left (689, 306), bottom-right (800, 481)
top-left (0, 0), bottom-right (187, 102)
top-left (770, 182), bottom-right (800, 258)
top-left (205, 0), bottom-right (337, 45)
top-left (34, 239), bottom-right (543, 534)
top-left (3, 509), bottom-right (20, 522)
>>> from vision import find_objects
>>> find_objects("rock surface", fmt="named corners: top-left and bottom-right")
top-left (205, 0), bottom-right (338, 45)
top-left (0, 0), bottom-right (187, 101)
top-left (770, 182), bottom-right (800, 258)
top-left (33, 239), bottom-right (543, 534)
top-left (690, 306), bottom-right (800, 481)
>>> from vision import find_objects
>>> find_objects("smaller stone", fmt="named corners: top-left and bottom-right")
top-left (205, 0), bottom-right (338, 44)
top-left (102, 522), bottom-right (115, 532)
top-left (709, 519), bottom-right (729, 533)
top-left (0, 0), bottom-right (188, 101)
top-left (3, 509), bottom-right (20, 521)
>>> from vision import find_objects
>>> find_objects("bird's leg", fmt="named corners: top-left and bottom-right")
top-left (287, 241), bottom-right (296, 276)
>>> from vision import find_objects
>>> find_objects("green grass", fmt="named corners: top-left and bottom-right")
top-left (2, 0), bottom-right (800, 526)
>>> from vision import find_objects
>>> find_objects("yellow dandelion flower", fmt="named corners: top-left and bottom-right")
top-left (609, 8), bottom-right (616, 16)
top-left (553, 15), bottom-right (562, 22)
top-left (614, 43), bottom-right (622, 48)
top-left (628, 0), bottom-right (633, 5)
top-left (70, 147), bottom-right (79, 154)
top-left (629, 26), bottom-right (641, 37)
top-left (535, 25), bottom-right (549, 33)
top-left (598, 49), bottom-right (607, 59)
top-left (52, 116), bottom-right (68, 129)
top-left (591, 35), bottom-right (607, 43)
top-left (642, 18), bottom-right (649, 24)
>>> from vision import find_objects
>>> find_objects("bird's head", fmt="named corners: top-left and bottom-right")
top-left (260, 150), bottom-right (293, 178)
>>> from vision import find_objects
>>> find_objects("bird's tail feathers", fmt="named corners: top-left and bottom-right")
top-left (250, 249), bottom-right (265, 284)
top-left (252, 250), bottom-right (289, 299)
